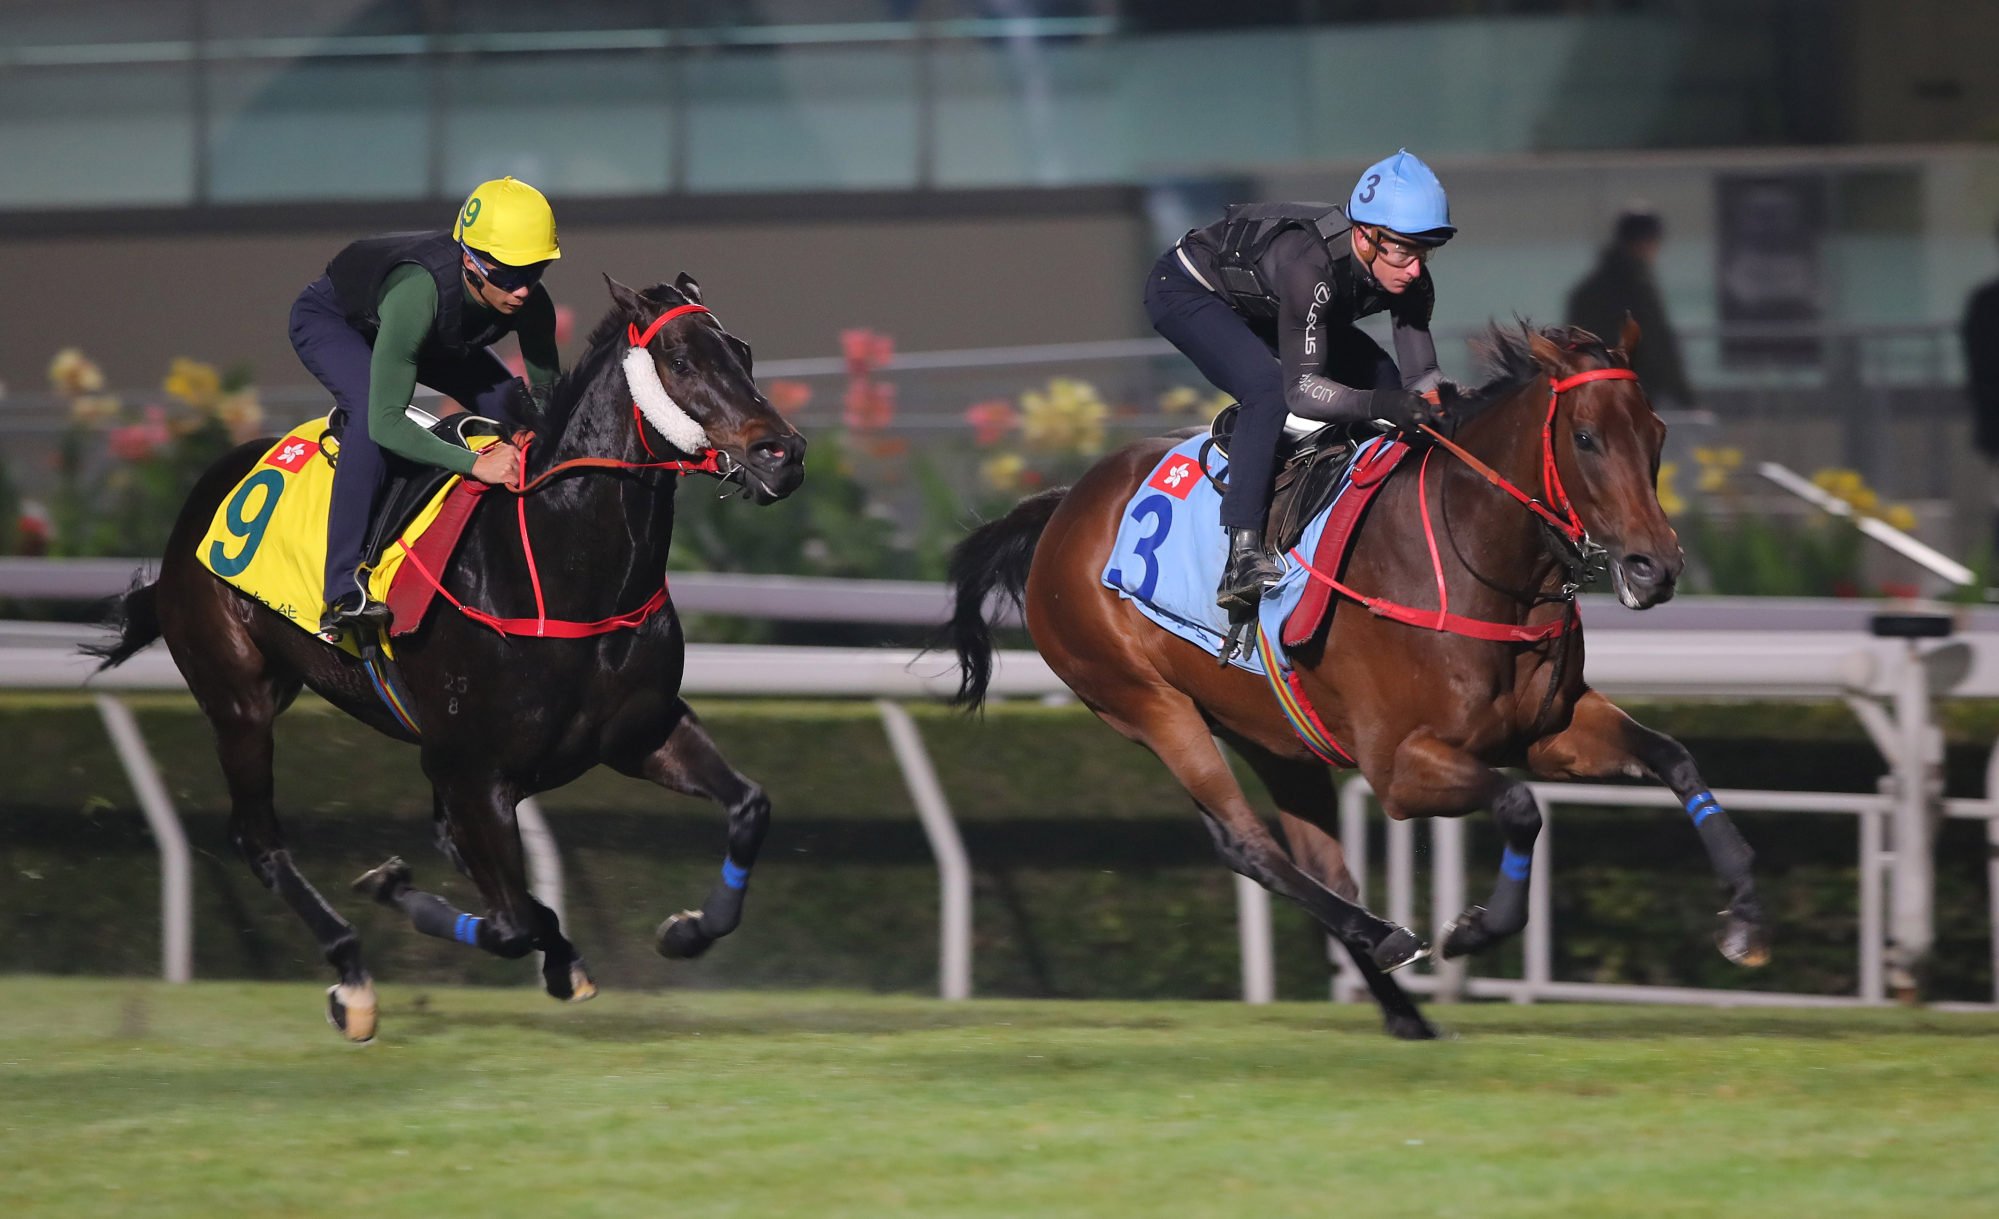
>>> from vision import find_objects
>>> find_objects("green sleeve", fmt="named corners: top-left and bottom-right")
top-left (368, 265), bottom-right (479, 476)
top-left (515, 286), bottom-right (562, 398)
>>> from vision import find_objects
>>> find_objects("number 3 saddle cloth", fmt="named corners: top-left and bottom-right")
top-left (1100, 431), bottom-right (1406, 678)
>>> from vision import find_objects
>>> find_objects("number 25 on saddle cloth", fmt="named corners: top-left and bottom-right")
top-left (196, 420), bottom-right (498, 658)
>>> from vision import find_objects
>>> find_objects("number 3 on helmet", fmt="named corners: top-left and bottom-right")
top-left (1347, 149), bottom-right (1456, 245)
top-left (451, 176), bottom-right (563, 266)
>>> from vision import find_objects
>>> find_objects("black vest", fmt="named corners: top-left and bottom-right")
top-left (1207, 203), bottom-right (1352, 322)
top-left (325, 231), bottom-right (518, 358)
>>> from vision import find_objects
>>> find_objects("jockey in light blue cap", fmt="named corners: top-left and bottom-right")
top-left (1346, 148), bottom-right (1456, 244)
top-left (1145, 148), bottom-right (1457, 615)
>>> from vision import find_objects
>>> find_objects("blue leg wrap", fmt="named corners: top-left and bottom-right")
top-left (721, 858), bottom-right (750, 891)
top-left (1685, 790), bottom-right (1721, 826)
top-left (1500, 846), bottom-right (1533, 882)
top-left (453, 912), bottom-right (484, 946)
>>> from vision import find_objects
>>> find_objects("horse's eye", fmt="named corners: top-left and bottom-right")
top-left (669, 357), bottom-right (691, 376)
top-left (1574, 430), bottom-right (1597, 452)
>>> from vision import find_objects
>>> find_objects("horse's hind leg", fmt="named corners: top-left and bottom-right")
top-left (1528, 689), bottom-right (1767, 967)
top-left (357, 787), bottom-right (596, 1001)
top-left (1230, 743), bottom-right (1435, 1040)
top-left (609, 698), bottom-right (769, 961)
top-left (203, 673), bottom-right (379, 1041)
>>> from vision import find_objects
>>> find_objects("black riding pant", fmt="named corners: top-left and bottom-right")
top-left (1143, 248), bottom-right (1398, 530)
top-left (289, 276), bottom-right (519, 608)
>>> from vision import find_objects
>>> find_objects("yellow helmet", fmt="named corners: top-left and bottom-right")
top-left (451, 176), bottom-right (561, 266)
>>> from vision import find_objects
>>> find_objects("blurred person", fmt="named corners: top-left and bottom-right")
top-left (1145, 148), bottom-right (1454, 614)
top-left (290, 176), bottom-right (561, 641)
top-left (1960, 227), bottom-right (1999, 542)
top-left (1566, 206), bottom-right (1695, 410)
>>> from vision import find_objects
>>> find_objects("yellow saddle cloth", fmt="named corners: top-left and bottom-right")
top-left (196, 418), bottom-right (492, 656)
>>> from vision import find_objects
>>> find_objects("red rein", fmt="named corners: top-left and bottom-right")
top-left (395, 303), bottom-right (726, 639)
top-left (1289, 367), bottom-right (1638, 643)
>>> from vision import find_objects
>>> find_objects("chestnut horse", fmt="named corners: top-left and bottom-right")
top-left (949, 322), bottom-right (1766, 1038)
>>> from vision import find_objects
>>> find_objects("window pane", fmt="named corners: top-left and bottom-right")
top-left (0, 67), bottom-right (194, 206)
top-left (443, 53), bottom-right (674, 196)
top-left (684, 47), bottom-right (917, 191)
top-left (207, 60), bottom-right (430, 201)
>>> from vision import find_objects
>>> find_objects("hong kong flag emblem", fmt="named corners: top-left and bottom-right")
top-left (1147, 454), bottom-right (1202, 500)
top-left (264, 438), bottom-right (320, 472)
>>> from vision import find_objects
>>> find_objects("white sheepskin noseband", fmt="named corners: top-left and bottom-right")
top-left (623, 345), bottom-right (711, 454)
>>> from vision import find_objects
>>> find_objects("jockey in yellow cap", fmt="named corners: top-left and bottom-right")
top-left (288, 177), bottom-right (563, 641)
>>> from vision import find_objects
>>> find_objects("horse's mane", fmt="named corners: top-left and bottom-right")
top-left (1441, 321), bottom-right (1619, 420)
top-left (522, 281), bottom-right (694, 435)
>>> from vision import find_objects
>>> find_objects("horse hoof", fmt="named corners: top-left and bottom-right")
top-left (1440, 906), bottom-right (1491, 960)
top-left (351, 857), bottom-right (411, 906)
top-left (655, 911), bottom-right (714, 960)
top-left (326, 982), bottom-right (378, 1043)
top-left (1384, 1013), bottom-right (1439, 1041)
top-left (1372, 927), bottom-right (1430, 973)
top-left (566, 963), bottom-right (598, 1003)
top-left (1716, 911), bottom-right (1770, 968)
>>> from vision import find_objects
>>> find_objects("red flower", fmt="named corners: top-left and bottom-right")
top-left (964, 399), bottom-right (1020, 446)
top-left (107, 405), bottom-right (171, 463)
top-left (841, 328), bottom-right (895, 377)
top-left (844, 379), bottom-right (896, 431)
top-left (767, 379), bottom-right (813, 417)
top-left (553, 303), bottom-right (576, 346)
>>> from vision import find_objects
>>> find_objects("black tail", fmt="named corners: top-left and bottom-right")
top-left (81, 576), bottom-right (162, 672)
top-left (948, 487), bottom-right (1068, 710)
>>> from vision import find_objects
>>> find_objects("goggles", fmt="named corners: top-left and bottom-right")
top-left (1363, 227), bottom-right (1439, 269)
top-left (462, 244), bottom-right (549, 293)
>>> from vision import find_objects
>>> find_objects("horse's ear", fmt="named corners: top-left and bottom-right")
top-left (1618, 311), bottom-right (1642, 355)
top-left (674, 273), bottom-right (703, 305)
top-left (1527, 329), bottom-right (1568, 372)
top-left (604, 274), bottom-right (649, 319)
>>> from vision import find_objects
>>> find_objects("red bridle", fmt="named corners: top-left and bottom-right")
top-left (393, 302), bottom-right (736, 639)
top-left (1287, 365), bottom-right (1641, 643)
top-left (1418, 366), bottom-right (1639, 550)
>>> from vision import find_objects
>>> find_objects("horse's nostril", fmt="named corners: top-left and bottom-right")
top-left (749, 439), bottom-right (789, 466)
top-left (1624, 554), bottom-right (1657, 581)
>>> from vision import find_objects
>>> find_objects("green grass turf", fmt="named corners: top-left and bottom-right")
top-left (2, 979), bottom-right (1996, 1218)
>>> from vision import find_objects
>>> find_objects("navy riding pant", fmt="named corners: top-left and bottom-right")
top-left (1143, 249), bottom-right (1398, 530)
top-left (288, 276), bottom-right (519, 607)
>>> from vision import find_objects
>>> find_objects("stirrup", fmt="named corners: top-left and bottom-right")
top-left (1219, 618), bottom-right (1256, 667)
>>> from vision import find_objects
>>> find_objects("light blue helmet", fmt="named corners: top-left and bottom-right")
top-left (1348, 149), bottom-right (1455, 243)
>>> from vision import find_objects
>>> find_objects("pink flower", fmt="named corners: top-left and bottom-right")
top-left (107, 405), bottom-right (171, 463)
top-left (964, 399), bottom-right (1019, 446)
top-left (554, 303), bottom-right (576, 346)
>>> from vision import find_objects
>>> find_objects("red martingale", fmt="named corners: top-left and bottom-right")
top-left (389, 302), bottom-right (730, 639)
top-left (1283, 368), bottom-right (1634, 646)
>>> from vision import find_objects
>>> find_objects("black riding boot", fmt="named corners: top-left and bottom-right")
top-left (1217, 527), bottom-right (1282, 616)
top-left (317, 588), bottom-right (392, 644)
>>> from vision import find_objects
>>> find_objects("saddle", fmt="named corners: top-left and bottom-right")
top-left (1200, 404), bottom-right (1370, 555)
top-left (322, 405), bottom-right (507, 571)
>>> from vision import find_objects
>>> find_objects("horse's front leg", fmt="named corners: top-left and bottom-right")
top-left (354, 784), bottom-right (598, 1002)
top-left (1376, 728), bottom-right (1549, 960)
top-left (610, 698), bottom-right (771, 960)
top-left (1528, 688), bottom-right (1769, 968)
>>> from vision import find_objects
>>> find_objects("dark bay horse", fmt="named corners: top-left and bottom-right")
top-left (88, 275), bottom-right (805, 1041)
top-left (950, 322), bottom-right (1766, 1039)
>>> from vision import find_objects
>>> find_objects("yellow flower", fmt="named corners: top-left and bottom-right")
top-left (215, 389), bottom-right (265, 442)
top-left (1848, 486), bottom-right (1879, 515)
top-left (1884, 504), bottom-right (1918, 532)
top-left (48, 348), bottom-right (105, 396)
top-left (1204, 392), bottom-right (1234, 421)
top-left (981, 452), bottom-right (1027, 492)
top-left (1811, 468), bottom-right (1866, 501)
top-left (68, 393), bottom-right (123, 426)
top-left (1656, 461), bottom-right (1686, 516)
top-left (163, 357), bottom-right (222, 410)
top-left (1020, 376), bottom-right (1108, 457)
top-left (1158, 386), bottom-right (1202, 415)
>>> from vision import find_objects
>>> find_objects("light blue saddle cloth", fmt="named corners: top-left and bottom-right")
top-left (1101, 434), bottom-right (1383, 675)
